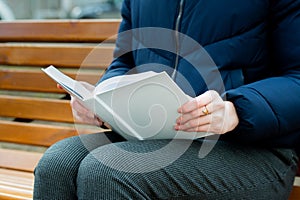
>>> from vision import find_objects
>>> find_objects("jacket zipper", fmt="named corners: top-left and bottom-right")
top-left (171, 0), bottom-right (185, 80)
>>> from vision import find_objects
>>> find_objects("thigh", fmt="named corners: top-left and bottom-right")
top-left (37, 130), bottom-right (124, 168)
top-left (77, 139), bottom-right (298, 200)
top-left (34, 131), bottom-right (124, 199)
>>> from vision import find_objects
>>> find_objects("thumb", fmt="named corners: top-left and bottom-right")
top-left (57, 84), bottom-right (63, 90)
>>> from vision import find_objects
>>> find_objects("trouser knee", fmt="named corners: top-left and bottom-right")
top-left (77, 148), bottom-right (150, 199)
top-left (35, 136), bottom-right (89, 179)
top-left (34, 132), bottom-right (111, 178)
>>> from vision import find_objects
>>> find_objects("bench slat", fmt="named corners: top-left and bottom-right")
top-left (0, 178), bottom-right (33, 188)
top-left (0, 69), bottom-right (102, 92)
top-left (0, 191), bottom-right (32, 200)
top-left (0, 95), bottom-right (74, 122)
top-left (0, 19), bottom-right (120, 42)
top-left (0, 185), bottom-right (32, 197)
top-left (0, 149), bottom-right (42, 172)
top-left (0, 120), bottom-right (79, 146)
top-left (0, 19), bottom-right (117, 200)
top-left (0, 44), bottom-right (114, 68)
top-left (0, 169), bottom-right (34, 200)
top-left (290, 186), bottom-right (300, 200)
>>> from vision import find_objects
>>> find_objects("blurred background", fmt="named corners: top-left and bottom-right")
top-left (0, 0), bottom-right (122, 20)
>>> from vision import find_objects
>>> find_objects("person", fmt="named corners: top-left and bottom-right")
top-left (34, 0), bottom-right (300, 199)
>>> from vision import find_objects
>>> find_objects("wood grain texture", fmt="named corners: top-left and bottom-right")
top-left (0, 68), bottom-right (102, 92)
top-left (0, 19), bottom-right (120, 42)
top-left (0, 95), bottom-right (73, 122)
top-left (0, 120), bottom-right (80, 146)
top-left (0, 149), bottom-right (42, 172)
top-left (0, 169), bottom-right (34, 199)
top-left (0, 44), bottom-right (114, 68)
top-left (0, 19), bottom-right (118, 200)
top-left (289, 186), bottom-right (300, 200)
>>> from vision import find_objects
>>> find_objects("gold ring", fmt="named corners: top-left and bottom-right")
top-left (202, 105), bottom-right (210, 115)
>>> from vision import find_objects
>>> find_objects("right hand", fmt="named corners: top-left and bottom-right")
top-left (70, 96), bottom-right (104, 126)
top-left (57, 82), bottom-right (104, 127)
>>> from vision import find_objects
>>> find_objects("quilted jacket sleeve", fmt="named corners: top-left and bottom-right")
top-left (224, 0), bottom-right (300, 148)
top-left (98, 0), bottom-right (134, 83)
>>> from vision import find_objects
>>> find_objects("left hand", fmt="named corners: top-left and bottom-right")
top-left (175, 90), bottom-right (239, 134)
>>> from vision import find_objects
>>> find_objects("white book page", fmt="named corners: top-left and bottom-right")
top-left (93, 71), bottom-right (160, 96)
top-left (42, 65), bottom-right (92, 100)
top-left (43, 66), bottom-right (215, 140)
top-left (93, 72), bottom-right (210, 140)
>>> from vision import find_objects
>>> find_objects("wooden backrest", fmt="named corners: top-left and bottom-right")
top-left (1, 19), bottom-right (299, 176)
top-left (0, 20), bottom-right (120, 172)
top-left (0, 20), bottom-right (118, 42)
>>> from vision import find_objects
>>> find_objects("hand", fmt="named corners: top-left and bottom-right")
top-left (70, 96), bottom-right (104, 126)
top-left (175, 90), bottom-right (239, 134)
top-left (57, 82), bottom-right (104, 127)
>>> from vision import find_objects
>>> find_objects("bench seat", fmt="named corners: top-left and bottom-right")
top-left (0, 169), bottom-right (34, 200)
top-left (0, 19), bottom-right (299, 200)
top-left (0, 19), bottom-right (120, 199)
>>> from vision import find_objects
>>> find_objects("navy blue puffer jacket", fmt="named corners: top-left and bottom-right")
top-left (100, 0), bottom-right (300, 154)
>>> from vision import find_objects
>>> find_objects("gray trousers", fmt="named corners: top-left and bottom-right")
top-left (33, 131), bottom-right (298, 200)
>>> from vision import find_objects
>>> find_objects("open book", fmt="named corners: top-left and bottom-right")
top-left (42, 65), bottom-right (214, 140)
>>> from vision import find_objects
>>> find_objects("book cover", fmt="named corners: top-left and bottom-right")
top-left (42, 65), bottom-right (214, 140)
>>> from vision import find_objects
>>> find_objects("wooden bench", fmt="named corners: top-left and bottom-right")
top-left (0, 19), bottom-right (299, 200)
top-left (0, 19), bottom-right (120, 199)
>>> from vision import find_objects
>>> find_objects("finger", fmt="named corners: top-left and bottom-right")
top-left (57, 84), bottom-right (63, 89)
top-left (71, 97), bottom-right (86, 112)
top-left (176, 105), bottom-right (211, 124)
top-left (74, 113), bottom-right (102, 126)
top-left (178, 99), bottom-right (201, 114)
top-left (94, 116), bottom-right (104, 127)
top-left (71, 97), bottom-right (94, 119)
top-left (72, 108), bottom-right (94, 121)
top-left (178, 90), bottom-right (218, 114)
top-left (175, 115), bottom-right (211, 131)
top-left (184, 111), bottom-right (229, 134)
top-left (95, 116), bottom-right (105, 127)
top-left (72, 108), bottom-right (101, 125)
top-left (70, 96), bottom-right (104, 126)
top-left (185, 123), bottom-right (225, 134)
top-left (176, 101), bottom-right (222, 125)
top-left (176, 108), bottom-right (203, 125)
top-left (184, 123), bottom-right (211, 133)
